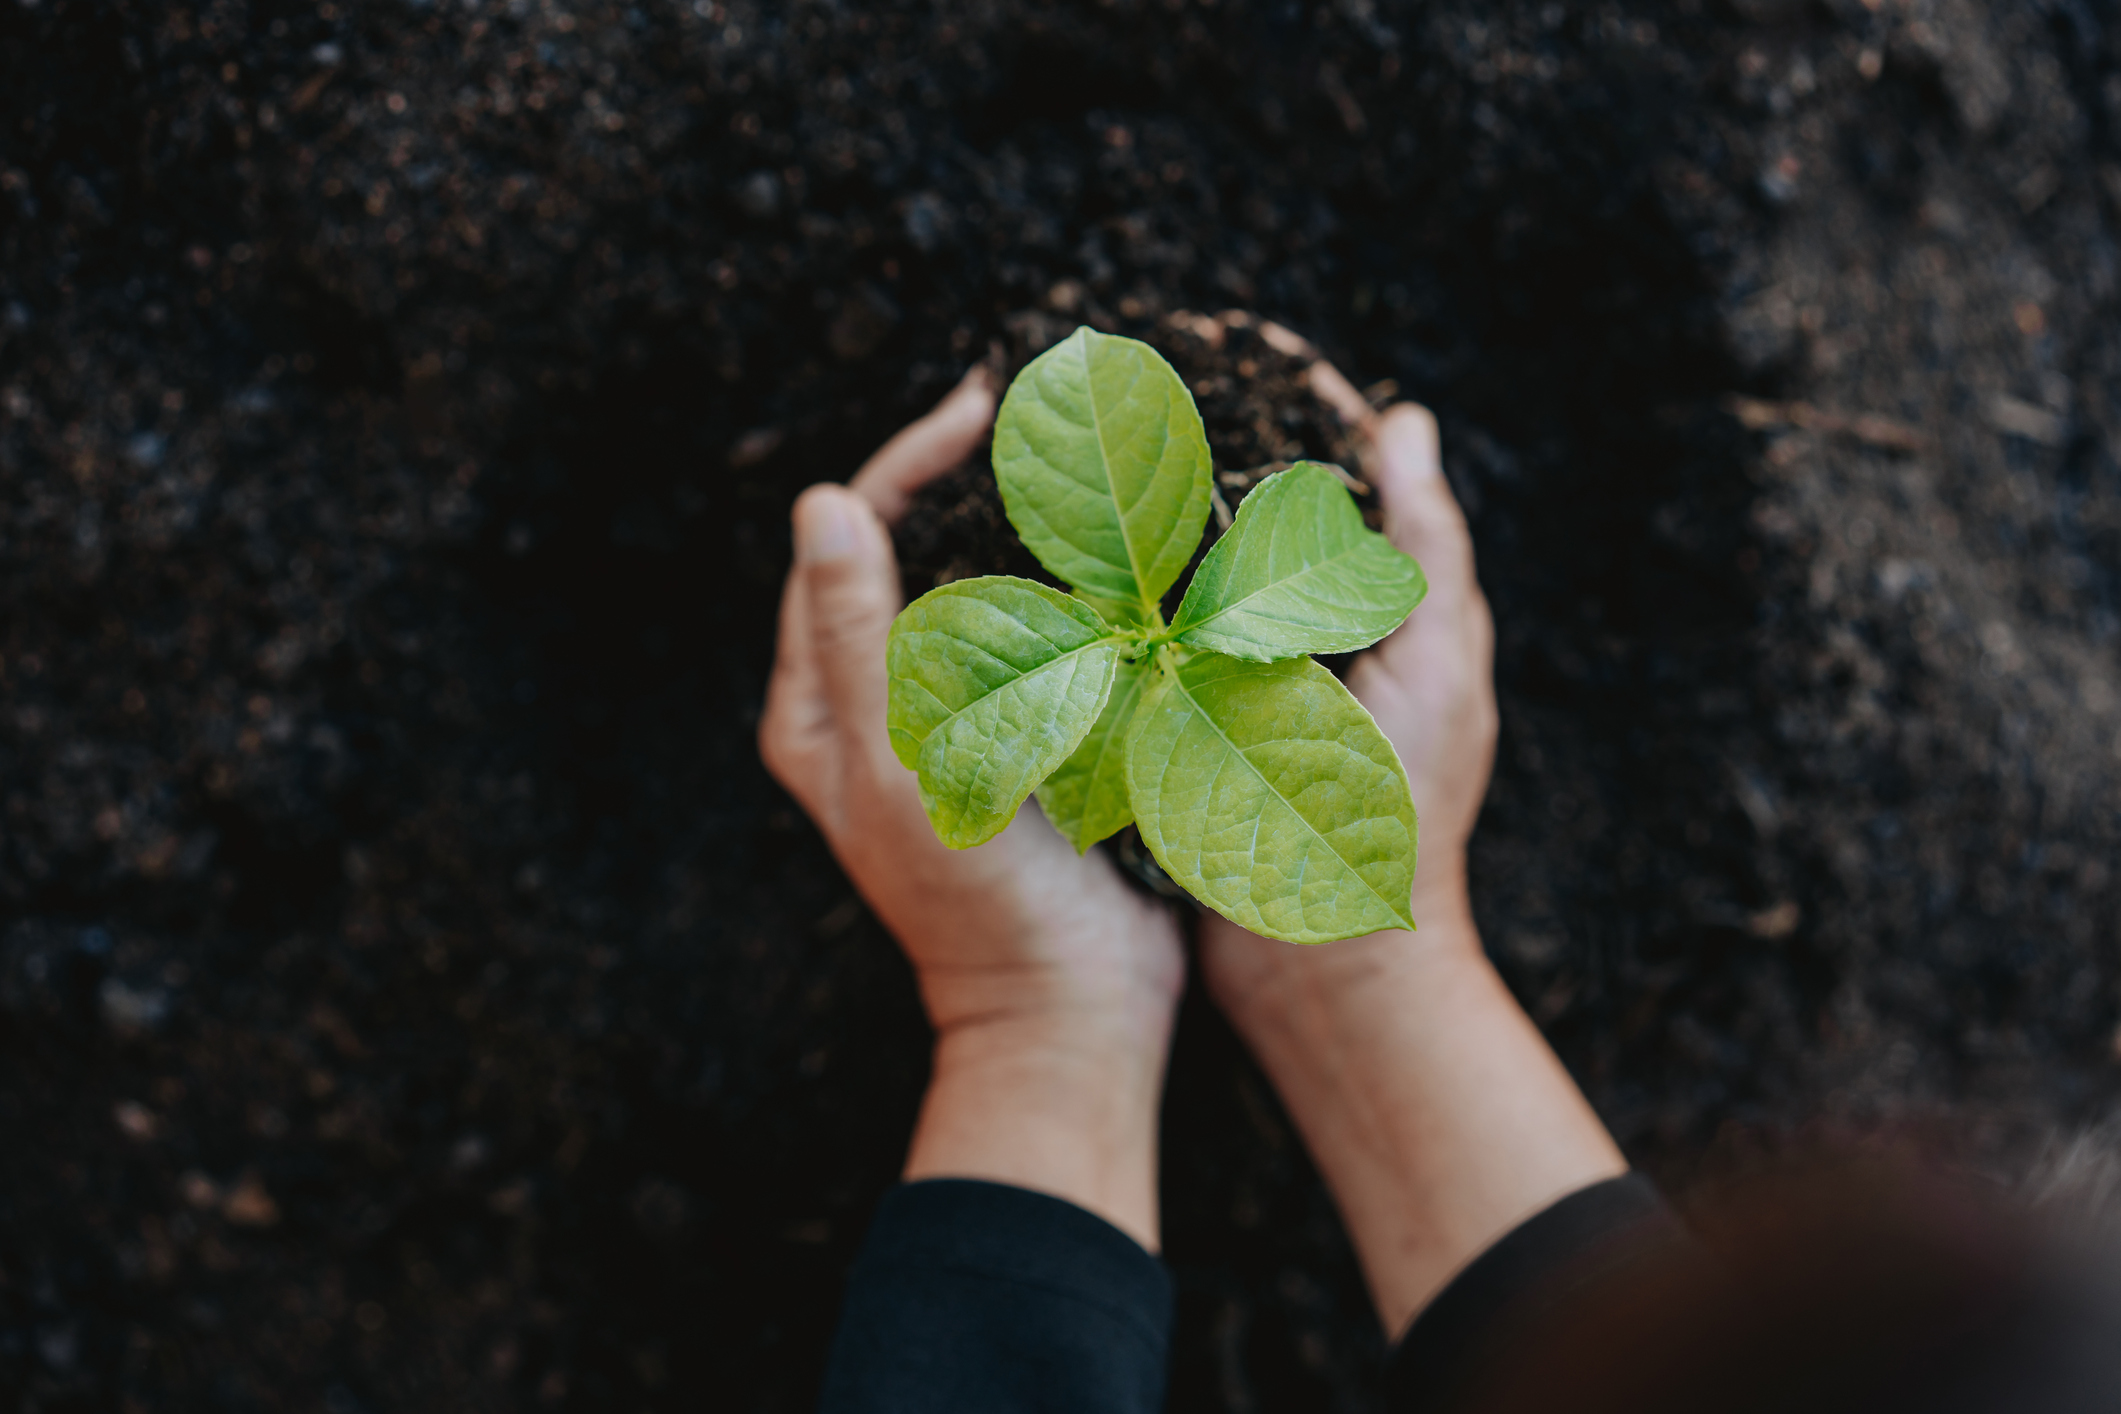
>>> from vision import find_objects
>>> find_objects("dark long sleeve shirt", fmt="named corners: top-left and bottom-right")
top-left (817, 1173), bottom-right (1677, 1413)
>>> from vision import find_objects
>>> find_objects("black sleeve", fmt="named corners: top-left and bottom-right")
top-left (817, 1178), bottom-right (1174, 1414)
top-left (1382, 1173), bottom-right (1688, 1411)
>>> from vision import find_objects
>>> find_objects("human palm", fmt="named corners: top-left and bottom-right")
top-left (758, 370), bottom-right (1183, 1045)
top-left (1198, 398), bottom-right (1499, 1009)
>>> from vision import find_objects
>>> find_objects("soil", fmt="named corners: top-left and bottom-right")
top-left (4, 2), bottom-right (2121, 1411)
top-left (894, 308), bottom-right (1368, 608)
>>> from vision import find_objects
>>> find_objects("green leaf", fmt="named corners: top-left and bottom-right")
top-left (992, 327), bottom-right (1213, 614)
top-left (887, 576), bottom-right (1122, 849)
top-left (1172, 462), bottom-right (1428, 661)
top-left (1073, 588), bottom-right (1152, 631)
top-left (1126, 651), bottom-right (1417, 943)
top-left (1034, 655), bottom-right (1148, 853)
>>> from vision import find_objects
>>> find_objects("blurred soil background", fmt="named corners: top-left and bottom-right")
top-left (5, 0), bottom-right (2121, 1409)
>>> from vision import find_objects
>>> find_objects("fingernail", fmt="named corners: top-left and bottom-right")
top-left (794, 488), bottom-right (860, 564)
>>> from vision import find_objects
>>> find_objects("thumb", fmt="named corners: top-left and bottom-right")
top-left (792, 483), bottom-right (902, 737)
top-left (1369, 403), bottom-right (1475, 599)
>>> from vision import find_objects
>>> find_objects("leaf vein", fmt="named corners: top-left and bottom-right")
top-left (1166, 657), bottom-right (1406, 924)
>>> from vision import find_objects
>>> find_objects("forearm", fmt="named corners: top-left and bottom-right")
top-left (904, 999), bottom-right (1174, 1253)
top-left (1210, 890), bottom-right (1625, 1338)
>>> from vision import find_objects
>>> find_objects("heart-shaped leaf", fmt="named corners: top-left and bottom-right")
top-left (887, 576), bottom-right (1122, 849)
top-left (1172, 461), bottom-right (1427, 661)
top-left (1126, 650), bottom-right (1417, 943)
top-left (1034, 655), bottom-right (1148, 853)
top-left (992, 327), bottom-right (1213, 615)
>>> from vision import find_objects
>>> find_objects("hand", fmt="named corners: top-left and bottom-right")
top-left (758, 369), bottom-right (1185, 1250)
top-left (1200, 394), bottom-right (1498, 1019)
top-left (1197, 376), bottom-right (1624, 1339)
top-left (1342, 405), bottom-right (1499, 923)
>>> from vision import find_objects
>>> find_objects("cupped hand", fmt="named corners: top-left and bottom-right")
top-left (759, 368), bottom-right (1185, 1033)
top-left (758, 369), bottom-right (1184, 1246)
top-left (1341, 400), bottom-right (1498, 921)
top-left (1200, 386), bottom-right (1500, 1005)
top-left (1194, 375), bottom-right (1623, 1337)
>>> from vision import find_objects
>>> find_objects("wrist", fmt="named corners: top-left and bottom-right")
top-left (905, 1000), bottom-right (1175, 1252)
top-left (1200, 877), bottom-right (1626, 1339)
top-left (1208, 916), bottom-right (1486, 1060)
top-left (915, 949), bottom-right (1182, 1049)
top-left (890, 850), bottom-right (1189, 1047)
top-left (1201, 867), bottom-right (1484, 1047)
top-left (925, 987), bottom-right (1177, 1081)
top-left (1406, 846), bottom-right (1475, 931)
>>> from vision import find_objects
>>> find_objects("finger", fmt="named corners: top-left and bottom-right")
top-left (792, 483), bottom-right (903, 747)
top-left (850, 366), bottom-right (1000, 526)
top-left (1367, 403), bottom-right (1475, 600)
top-left (1256, 318), bottom-right (1321, 362)
top-left (1305, 357), bottom-right (1377, 437)
top-left (759, 562), bottom-right (829, 782)
top-left (1358, 403), bottom-right (1492, 689)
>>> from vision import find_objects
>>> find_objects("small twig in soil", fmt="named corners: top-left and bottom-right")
top-left (1723, 394), bottom-right (1929, 453)
top-left (1208, 480), bottom-right (1234, 531)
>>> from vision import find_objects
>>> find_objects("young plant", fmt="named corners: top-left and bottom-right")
top-left (884, 327), bottom-right (1429, 943)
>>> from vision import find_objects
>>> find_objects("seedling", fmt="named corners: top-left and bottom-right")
top-left (885, 328), bottom-right (1428, 943)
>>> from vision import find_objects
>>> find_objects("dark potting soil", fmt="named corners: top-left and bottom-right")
top-left (895, 308), bottom-right (1367, 598)
top-left (5, 2), bottom-right (2121, 1411)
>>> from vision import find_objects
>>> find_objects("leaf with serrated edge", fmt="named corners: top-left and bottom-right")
top-left (887, 576), bottom-right (1121, 849)
top-left (1126, 651), bottom-right (1417, 943)
top-left (1035, 655), bottom-right (1148, 852)
top-left (1173, 462), bottom-right (1428, 661)
top-left (993, 327), bottom-right (1213, 614)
